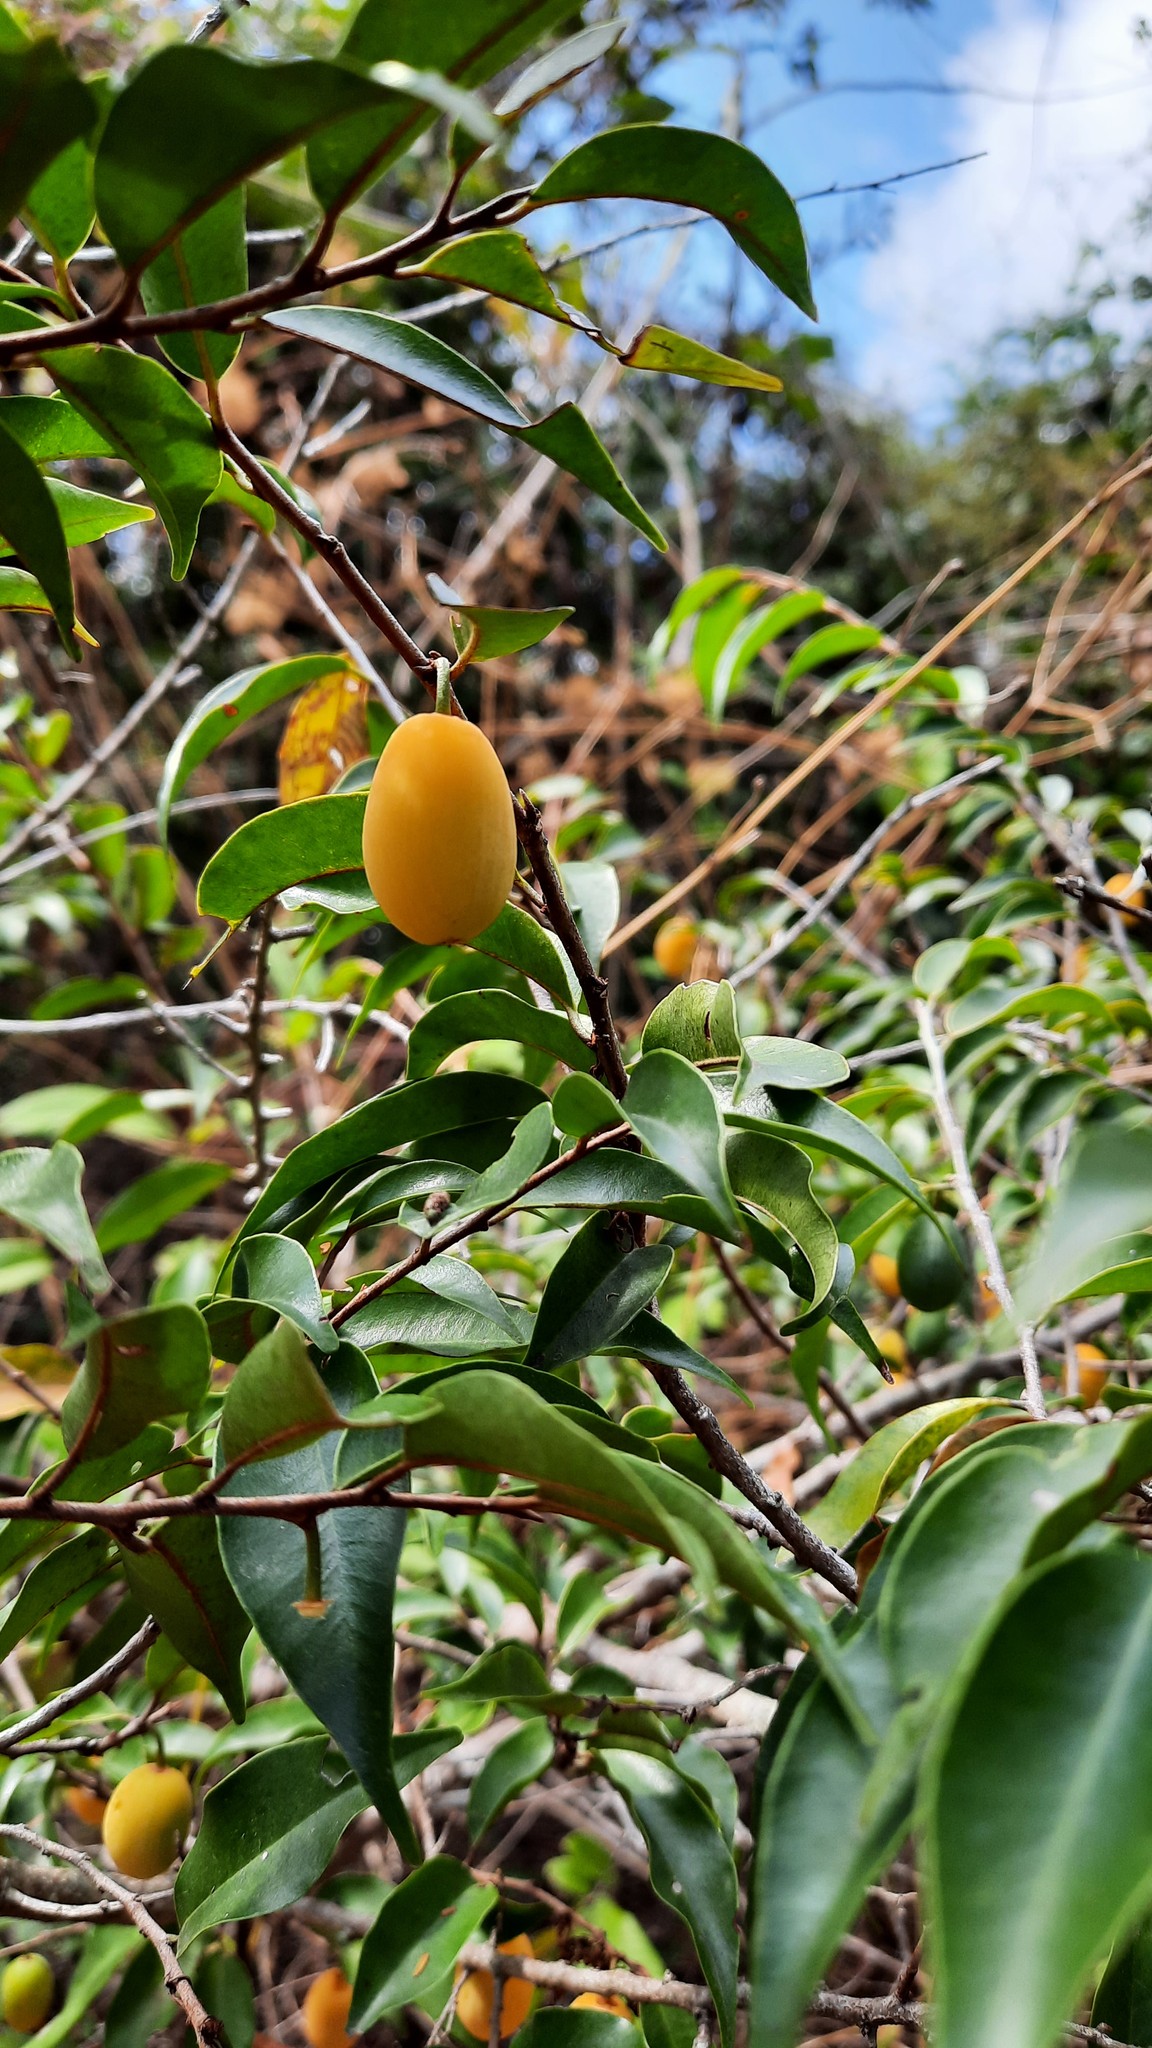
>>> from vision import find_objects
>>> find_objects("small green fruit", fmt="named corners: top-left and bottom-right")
top-left (897, 1213), bottom-right (967, 1312)
top-left (3, 1953), bottom-right (54, 2034)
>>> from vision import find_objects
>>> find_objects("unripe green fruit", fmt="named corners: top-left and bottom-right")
top-left (906, 1308), bottom-right (951, 1359)
top-left (102, 1762), bottom-right (193, 1879)
top-left (3, 1953), bottom-right (53, 2034)
top-left (897, 1213), bottom-right (967, 1312)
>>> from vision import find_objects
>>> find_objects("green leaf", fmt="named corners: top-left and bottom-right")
top-left (778, 622), bottom-right (883, 687)
top-left (519, 403), bottom-right (666, 550)
top-left (140, 188), bottom-right (247, 381)
top-left (530, 1147), bottom-right (718, 1235)
top-left (340, 1279), bottom-right (527, 1357)
top-left (0, 412), bottom-right (75, 652)
top-left (234, 1234), bottom-right (337, 1355)
top-left (0, 395), bottom-right (114, 462)
top-left (405, 230), bottom-right (573, 322)
top-left (49, 345), bottom-right (222, 579)
top-left (533, 126), bottom-right (814, 319)
top-left (440, 1099), bottom-right (554, 1227)
top-left (726, 1130), bottom-right (838, 1308)
top-left (642, 980), bottom-right (741, 1064)
top-left (607, 1308), bottom-right (748, 1402)
top-left (468, 901), bottom-right (578, 1006)
top-left (219, 1321), bottom-right (343, 1468)
top-left (706, 591), bottom-right (825, 719)
top-left (175, 1736), bottom-right (367, 1950)
top-left (161, 656), bottom-right (343, 835)
top-left (1093, 1915), bottom-right (1152, 2046)
top-left (120, 1517), bottom-right (249, 1722)
top-left (22, 134), bottom-right (93, 261)
top-left (308, 0), bottom-right (575, 213)
top-left (734, 1037), bottom-right (849, 1098)
top-left (435, 589), bottom-right (576, 664)
top-left (560, 861), bottom-right (620, 968)
top-left (925, 1548), bottom-right (1152, 2048)
top-left (20, 479), bottom-right (153, 552)
top-left (0, 1140), bottom-right (108, 1291)
top-left (649, 567), bottom-right (750, 667)
top-left (516, 2016), bottom-right (641, 2048)
top-left (352, 1856), bottom-right (496, 2029)
top-left (494, 22), bottom-right (623, 120)
top-left (60, 1303), bottom-right (211, 1460)
top-left (96, 1158), bottom-right (230, 1254)
top-left (407, 989), bottom-right (592, 1082)
top-left (726, 1086), bottom-right (932, 1220)
top-left (0, 564), bottom-right (91, 638)
top-left (468, 1718), bottom-right (555, 1841)
top-left (625, 1050), bottom-right (742, 1239)
top-left (1017, 1122), bottom-right (1152, 1317)
top-left (598, 1745), bottom-right (738, 2048)
top-left (526, 1216), bottom-right (673, 1372)
top-left (621, 324), bottom-right (783, 393)
top-left (805, 1398), bottom-right (1016, 1550)
top-left (0, 1529), bottom-right (112, 1663)
top-left (198, 793), bottom-right (366, 925)
top-left (219, 1345), bottom-right (417, 1858)
top-left (0, 38), bottom-right (95, 235)
top-left (552, 1073), bottom-right (621, 1140)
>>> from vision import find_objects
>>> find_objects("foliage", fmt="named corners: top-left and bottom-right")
top-left (0, 5), bottom-right (1150, 2048)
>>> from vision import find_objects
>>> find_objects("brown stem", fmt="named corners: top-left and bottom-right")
top-left (514, 795), bottom-right (628, 1096)
top-left (245, 905), bottom-right (274, 1187)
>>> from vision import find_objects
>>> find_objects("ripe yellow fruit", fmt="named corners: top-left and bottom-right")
top-left (301, 1968), bottom-right (356, 2048)
top-left (455, 1936), bottom-right (534, 2041)
top-left (570, 1993), bottom-right (632, 2017)
top-left (653, 915), bottom-right (699, 981)
top-left (1068, 1341), bottom-right (1110, 1406)
top-left (873, 1327), bottom-right (908, 1375)
top-left (2, 1954), bottom-right (53, 2035)
top-left (102, 1763), bottom-right (193, 1880)
top-left (362, 713), bottom-right (517, 945)
top-left (868, 1251), bottom-right (901, 1301)
top-left (1104, 871), bottom-right (1148, 913)
top-left (63, 1784), bottom-right (108, 1828)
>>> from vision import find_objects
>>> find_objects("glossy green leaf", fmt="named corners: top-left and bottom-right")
top-left (599, 1745), bottom-right (738, 2047)
top-left (234, 1234), bottom-right (337, 1355)
top-left (0, 1140), bottom-right (108, 1291)
top-left (175, 1736), bottom-right (367, 1949)
top-left (625, 1050), bottom-right (742, 1239)
top-left (61, 1303), bottom-right (211, 1459)
top-left (406, 230), bottom-right (573, 321)
top-left (0, 564), bottom-right (92, 638)
top-left (726, 1130), bottom-right (838, 1308)
top-left (121, 1516), bottom-right (249, 1721)
top-left (734, 1037), bottom-right (849, 1098)
top-left (608, 1308), bottom-right (747, 1402)
top-left (439, 592), bottom-right (576, 665)
top-left (219, 1321), bottom-right (343, 1468)
top-left (526, 1216), bottom-right (673, 1372)
top-left (219, 1345), bottom-right (417, 1858)
top-left (352, 1856), bottom-right (497, 2029)
top-left (1017, 1121), bottom-right (1152, 1317)
top-left (726, 1085), bottom-right (932, 1219)
top-left (519, 402), bottom-right (666, 549)
top-left (198, 793), bottom-right (367, 925)
top-left (0, 395), bottom-right (114, 462)
top-left (0, 1529), bottom-right (112, 1663)
top-left (621, 324), bottom-right (783, 393)
top-left (340, 1278), bottom-right (527, 1356)
top-left (407, 989), bottom-right (593, 1082)
top-left (528, 1147), bottom-right (721, 1236)
top-left (560, 861), bottom-right (620, 968)
top-left (50, 345), bottom-right (222, 578)
top-left (707, 591), bottom-right (825, 718)
top-left (140, 188), bottom-right (247, 380)
top-left (1093, 1916), bottom-right (1152, 2046)
top-left (925, 1548), bottom-right (1152, 2048)
top-left (308, 0), bottom-right (574, 212)
top-left (0, 37), bottom-right (95, 234)
top-left (22, 134), bottom-right (93, 260)
top-left (779, 622), bottom-right (883, 687)
top-left (0, 412), bottom-right (75, 652)
top-left (533, 125), bottom-right (814, 318)
top-left (20, 480), bottom-right (152, 553)
top-left (806, 1398), bottom-right (1017, 1550)
top-left (641, 980), bottom-right (741, 1063)
top-left (96, 1158), bottom-right (230, 1254)
top-left (495, 21), bottom-right (623, 119)
top-left (468, 1717), bottom-right (555, 1841)
top-left (440, 1100), bottom-right (554, 1226)
top-left (648, 567), bottom-right (750, 667)
top-left (552, 1073), bottom-right (621, 1140)
top-left (468, 901), bottom-right (578, 1005)
top-left (162, 663), bottom-right (347, 844)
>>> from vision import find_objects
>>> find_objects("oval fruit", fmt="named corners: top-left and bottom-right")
top-left (873, 1326), bottom-right (909, 1375)
top-left (897, 1214), bottom-right (966, 1312)
top-left (102, 1762), bottom-right (193, 1880)
top-left (570, 1993), bottom-right (632, 2016)
top-left (1068, 1341), bottom-right (1110, 1407)
top-left (2, 1955), bottom-right (53, 2034)
top-left (867, 1251), bottom-right (901, 1301)
top-left (456, 1935), bottom-right (534, 2041)
top-left (653, 915), bottom-right (699, 981)
top-left (1104, 871), bottom-right (1148, 913)
top-left (301, 1967), bottom-right (356, 2048)
top-left (362, 713), bottom-right (517, 945)
top-left (63, 1784), bottom-right (107, 1828)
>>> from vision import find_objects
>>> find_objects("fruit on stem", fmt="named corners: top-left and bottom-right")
top-left (2, 1955), bottom-right (53, 2034)
top-left (455, 1935), bottom-right (535, 2041)
top-left (362, 712), bottom-right (517, 944)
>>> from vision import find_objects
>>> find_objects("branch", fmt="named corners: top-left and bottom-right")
top-left (0, 1827), bottom-right (221, 2047)
top-left (514, 796), bottom-right (628, 1096)
top-left (0, 1620), bottom-right (159, 1755)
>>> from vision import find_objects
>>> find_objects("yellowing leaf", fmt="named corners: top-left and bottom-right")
top-left (0, 1342), bottom-right (75, 1417)
top-left (277, 669), bottom-right (369, 805)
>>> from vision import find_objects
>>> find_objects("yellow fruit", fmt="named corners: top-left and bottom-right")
top-left (874, 1327), bottom-right (908, 1374)
top-left (868, 1251), bottom-right (901, 1301)
top-left (455, 1936), bottom-right (534, 2041)
top-left (102, 1763), bottom-right (193, 1880)
top-left (63, 1785), bottom-right (107, 1828)
top-left (2, 1955), bottom-right (53, 2034)
top-left (570, 1993), bottom-right (632, 2017)
top-left (362, 713), bottom-right (517, 945)
top-left (301, 1968), bottom-right (356, 2048)
top-left (1104, 871), bottom-right (1148, 913)
top-left (975, 1274), bottom-right (1001, 1321)
top-left (653, 915), bottom-right (700, 981)
top-left (1068, 1341), bottom-right (1110, 1406)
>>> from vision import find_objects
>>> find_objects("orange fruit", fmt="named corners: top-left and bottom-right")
top-left (301, 1968), bottom-right (356, 2048)
top-left (63, 1785), bottom-right (107, 1828)
top-left (1067, 1342), bottom-right (1110, 1406)
top-left (653, 915), bottom-right (699, 981)
top-left (2, 1956), bottom-right (53, 2034)
top-left (456, 1936), bottom-right (534, 2041)
top-left (873, 1327), bottom-right (908, 1375)
top-left (362, 713), bottom-right (517, 945)
top-left (102, 1763), bottom-right (193, 1880)
top-left (570, 1993), bottom-right (632, 2017)
top-left (1104, 871), bottom-right (1148, 913)
top-left (868, 1251), bottom-right (901, 1301)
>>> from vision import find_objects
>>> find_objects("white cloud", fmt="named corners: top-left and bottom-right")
top-left (855, 0), bottom-right (1152, 412)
